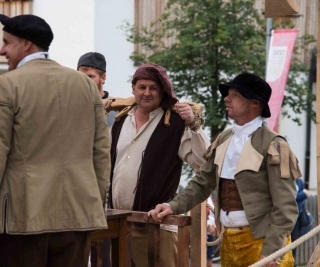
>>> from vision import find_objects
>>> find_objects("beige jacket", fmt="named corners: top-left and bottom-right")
top-left (0, 59), bottom-right (110, 234)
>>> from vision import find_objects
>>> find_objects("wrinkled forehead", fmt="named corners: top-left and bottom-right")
top-left (2, 31), bottom-right (23, 43)
top-left (134, 79), bottom-right (161, 87)
top-left (79, 66), bottom-right (105, 76)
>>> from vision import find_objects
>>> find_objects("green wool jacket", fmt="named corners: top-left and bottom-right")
top-left (169, 123), bottom-right (300, 257)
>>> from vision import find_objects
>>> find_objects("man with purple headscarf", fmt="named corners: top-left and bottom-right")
top-left (108, 63), bottom-right (210, 267)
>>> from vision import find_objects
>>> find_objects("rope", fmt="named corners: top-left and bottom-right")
top-left (248, 223), bottom-right (320, 267)
top-left (206, 202), bottom-right (224, 246)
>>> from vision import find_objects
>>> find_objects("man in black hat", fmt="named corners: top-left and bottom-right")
top-left (0, 14), bottom-right (110, 267)
top-left (77, 52), bottom-right (108, 98)
top-left (77, 52), bottom-right (116, 127)
top-left (149, 72), bottom-right (301, 267)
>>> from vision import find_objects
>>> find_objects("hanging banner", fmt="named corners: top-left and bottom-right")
top-left (266, 29), bottom-right (298, 130)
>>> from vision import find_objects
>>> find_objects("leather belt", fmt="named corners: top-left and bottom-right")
top-left (224, 225), bottom-right (250, 231)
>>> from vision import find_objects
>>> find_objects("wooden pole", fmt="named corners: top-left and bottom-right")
top-left (190, 202), bottom-right (206, 267)
top-left (306, 2), bottom-right (320, 263)
top-left (316, 0), bottom-right (320, 233)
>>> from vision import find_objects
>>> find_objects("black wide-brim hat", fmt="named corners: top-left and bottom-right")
top-left (0, 14), bottom-right (53, 51)
top-left (219, 72), bottom-right (272, 118)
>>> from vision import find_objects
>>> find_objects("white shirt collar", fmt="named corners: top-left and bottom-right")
top-left (220, 116), bottom-right (264, 179)
top-left (232, 116), bottom-right (263, 137)
top-left (128, 106), bottom-right (163, 118)
top-left (17, 51), bottom-right (49, 68)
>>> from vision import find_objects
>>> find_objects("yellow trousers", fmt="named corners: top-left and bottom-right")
top-left (220, 227), bottom-right (294, 267)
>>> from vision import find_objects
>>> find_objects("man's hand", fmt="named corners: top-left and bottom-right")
top-left (207, 225), bottom-right (216, 235)
top-left (260, 255), bottom-right (280, 267)
top-left (175, 103), bottom-right (195, 125)
top-left (148, 203), bottom-right (173, 223)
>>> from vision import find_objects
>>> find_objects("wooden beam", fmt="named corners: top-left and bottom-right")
top-left (126, 210), bottom-right (191, 226)
top-left (307, 241), bottom-right (320, 266)
top-left (265, 0), bottom-right (299, 18)
top-left (302, 1), bottom-right (319, 265)
top-left (190, 201), bottom-right (206, 267)
top-left (316, 0), bottom-right (320, 234)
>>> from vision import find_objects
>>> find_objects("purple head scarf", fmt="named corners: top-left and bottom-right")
top-left (132, 63), bottom-right (178, 109)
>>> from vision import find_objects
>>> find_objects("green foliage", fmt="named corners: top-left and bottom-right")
top-left (283, 35), bottom-right (316, 124)
top-left (124, 0), bottom-right (316, 139)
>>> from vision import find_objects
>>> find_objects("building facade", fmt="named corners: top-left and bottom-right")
top-left (0, 0), bottom-right (318, 189)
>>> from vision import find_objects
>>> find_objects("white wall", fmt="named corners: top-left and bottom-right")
top-left (33, 0), bottom-right (135, 98)
top-left (95, 0), bottom-right (135, 98)
top-left (33, 0), bottom-right (94, 68)
top-left (278, 89), bottom-right (317, 191)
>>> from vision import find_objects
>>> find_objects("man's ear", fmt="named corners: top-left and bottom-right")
top-left (252, 99), bottom-right (264, 114)
top-left (24, 39), bottom-right (33, 51)
top-left (101, 73), bottom-right (106, 84)
top-left (252, 99), bottom-right (260, 106)
top-left (132, 84), bottom-right (135, 95)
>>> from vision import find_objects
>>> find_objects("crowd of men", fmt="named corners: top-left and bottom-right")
top-left (0, 14), bottom-right (302, 267)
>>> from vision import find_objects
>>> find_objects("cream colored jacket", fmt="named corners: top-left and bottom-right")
top-left (0, 59), bottom-right (110, 234)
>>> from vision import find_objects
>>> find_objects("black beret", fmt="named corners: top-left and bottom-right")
top-left (219, 72), bottom-right (272, 118)
top-left (0, 14), bottom-right (53, 51)
top-left (77, 52), bottom-right (106, 72)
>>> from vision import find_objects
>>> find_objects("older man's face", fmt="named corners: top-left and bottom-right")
top-left (132, 79), bottom-right (163, 113)
top-left (0, 32), bottom-right (26, 70)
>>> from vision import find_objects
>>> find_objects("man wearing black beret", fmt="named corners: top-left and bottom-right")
top-left (150, 72), bottom-right (301, 266)
top-left (0, 14), bottom-right (111, 267)
top-left (77, 52), bottom-right (107, 98)
top-left (77, 52), bottom-right (116, 127)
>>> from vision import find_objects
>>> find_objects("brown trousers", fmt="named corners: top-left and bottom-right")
top-left (130, 224), bottom-right (178, 267)
top-left (0, 231), bottom-right (91, 267)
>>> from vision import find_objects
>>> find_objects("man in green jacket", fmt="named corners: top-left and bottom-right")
top-left (0, 14), bottom-right (110, 267)
top-left (149, 72), bottom-right (300, 267)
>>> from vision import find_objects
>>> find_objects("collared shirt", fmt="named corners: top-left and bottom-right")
top-left (17, 52), bottom-right (49, 68)
top-left (220, 116), bottom-right (263, 228)
top-left (112, 106), bottom-right (210, 232)
top-left (112, 106), bottom-right (210, 211)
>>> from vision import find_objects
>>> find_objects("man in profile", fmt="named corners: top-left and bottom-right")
top-left (0, 14), bottom-right (110, 267)
top-left (150, 72), bottom-right (300, 267)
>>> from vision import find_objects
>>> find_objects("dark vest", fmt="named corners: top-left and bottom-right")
top-left (219, 178), bottom-right (244, 212)
top-left (109, 110), bottom-right (185, 212)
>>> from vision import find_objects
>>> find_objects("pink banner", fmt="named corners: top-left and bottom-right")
top-left (266, 29), bottom-right (298, 130)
